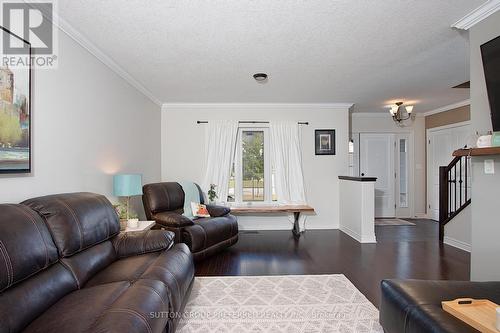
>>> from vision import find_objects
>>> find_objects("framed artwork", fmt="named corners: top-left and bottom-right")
top-left (315, 129), bottom-right (335, 155)
top-left (0, 27), bottom-right (31, 174)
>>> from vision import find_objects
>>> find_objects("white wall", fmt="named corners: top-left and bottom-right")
top-left (162, 104), bottom-right (350, 230)
top-left (469, 10), bottom-right (500, 281)
top-left (444, 205), bottom-right (471, 252)
top-left (350, 113), bottom-right (426, 217)
top-left (339, 179), bottom-right (376, 243)
top-left (0, 31), bottom-right (161, 218)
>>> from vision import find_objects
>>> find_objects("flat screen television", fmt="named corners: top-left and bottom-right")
top-left (481, 35), bottom-right (500, 132)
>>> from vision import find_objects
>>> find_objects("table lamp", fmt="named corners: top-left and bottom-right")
top-left (113, 174), bottom-right (142, 220)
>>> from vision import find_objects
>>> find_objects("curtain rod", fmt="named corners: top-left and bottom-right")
top-left (197, 121), bottom-right (309, 125)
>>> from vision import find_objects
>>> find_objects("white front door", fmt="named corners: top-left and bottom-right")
top-left (427, 123), bottom-right (471, 221)
top-left (360, 133), bottom-right (396, 218)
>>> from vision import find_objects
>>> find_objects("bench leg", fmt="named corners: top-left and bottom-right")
top-left (292, 212), bottom-right (301, 237)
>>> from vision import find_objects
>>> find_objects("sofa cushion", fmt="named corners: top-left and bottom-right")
top-left (23, 281), bottom-right (129, 333)
top-left (24, 279), bottom-right (171, 333)
top-left (0, 263), bottom-right (77, 333)
top-left (92, 279), bottom-right (171, 333)
top-left (86, 244), bottom-right (194, 314)
top-left (183, 215), bottom-right (238, 253)
top-left (61, 240), bottom-right (116, 288)
top-left (85, 252), bottom-right (161, 288)
top-left (22, 192), bottom-right (120, 257)
top-left (0, 204), bottom-right (59, 292)
top-left (380, 279), bottom-right (500, 333)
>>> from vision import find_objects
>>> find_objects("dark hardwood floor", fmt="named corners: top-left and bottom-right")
top-left (195, 219), bottom-right (470, 307)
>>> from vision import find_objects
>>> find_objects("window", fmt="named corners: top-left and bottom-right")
top-left (242, 130), bottom-right (265, 201)
top-left (229, 127), bottom-right (274, 204)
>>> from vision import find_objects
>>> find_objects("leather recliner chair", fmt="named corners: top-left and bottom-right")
top-left (0, 192), bottom-right (194, 333)
top-left (142, 182), bottom-right (238, 261)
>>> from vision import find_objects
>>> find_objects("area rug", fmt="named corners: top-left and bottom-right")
top-left (177, 275), bottom-right (383, 333)
top-left (375, 218), bottom-right (415, 226)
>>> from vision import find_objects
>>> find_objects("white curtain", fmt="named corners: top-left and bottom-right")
top-left (202, 120), bottom-right (239, 202)
top-left (270, 121), bottom-right (308, 231)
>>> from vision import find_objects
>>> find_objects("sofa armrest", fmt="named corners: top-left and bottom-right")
top-left (206, 204), bottom-right (231, 217)
top-left (154, 211), bottom-right (194, 228)
top-left (112, 230), bottom-right (175, 258)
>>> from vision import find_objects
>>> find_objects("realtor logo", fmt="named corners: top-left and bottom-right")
top-left (0, 0), bottom-right (58, 68)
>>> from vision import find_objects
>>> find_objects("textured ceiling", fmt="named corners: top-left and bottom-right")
top-left (58, 0), bottom-right (484, 112)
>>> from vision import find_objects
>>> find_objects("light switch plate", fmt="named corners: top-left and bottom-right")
top-left (484, 159), bottom-right (495, 174)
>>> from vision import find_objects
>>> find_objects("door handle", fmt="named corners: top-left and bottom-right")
top-left (361, 173), bottom-right (365, 176)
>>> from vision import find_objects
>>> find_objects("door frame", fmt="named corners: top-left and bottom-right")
top-left (426, 121), bottom-right (471, 220)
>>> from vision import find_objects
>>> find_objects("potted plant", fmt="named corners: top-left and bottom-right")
top-left (114, 203), bottom-right (139, 231)
top-left (208, 184), bottom-right (218, 205)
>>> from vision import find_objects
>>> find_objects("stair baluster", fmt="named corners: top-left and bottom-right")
top-left (438, 155), bottom-right (471, 241)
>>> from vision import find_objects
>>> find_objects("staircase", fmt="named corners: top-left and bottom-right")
top-left (439, 155), bottom-right (471, 241)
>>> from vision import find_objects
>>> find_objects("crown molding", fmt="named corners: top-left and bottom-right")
top-left (351, 111), bottom-right (426, 119)
top-left (23, 0), bottom-right (162, 106)
top-left (162, 103), bottom-right (354, 111)
top-left (350, 112), bottom-right (390, 118)
top-left (452, 0), bottom-right (500, 30)
top-left (421, 99), bottom-right (470, 117)
top-left (352, 100), bottom-right (471, 118)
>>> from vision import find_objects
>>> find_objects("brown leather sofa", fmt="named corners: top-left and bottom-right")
top-left (0, 192), bottom-right (194, 333)
top-left (142, 182), bottom-right (238, 261)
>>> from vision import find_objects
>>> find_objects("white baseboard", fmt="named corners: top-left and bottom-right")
top-left (443, 236), bottom-right (471, 252)
top-left (340, 226), bottom-right (376, 243)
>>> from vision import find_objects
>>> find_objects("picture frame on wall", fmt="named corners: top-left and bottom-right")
top-left (315, 129), bottom-right (335, 155)
top-left (0, 26), bottom-right (32, 174)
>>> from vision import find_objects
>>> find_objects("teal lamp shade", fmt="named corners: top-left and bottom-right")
top-left (113, 174), bottom-right (142, 197)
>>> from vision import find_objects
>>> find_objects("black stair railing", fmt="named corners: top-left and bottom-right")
top-left (439, 155), bottom-right (472, 241)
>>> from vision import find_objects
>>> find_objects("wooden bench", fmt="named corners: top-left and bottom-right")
top-left (230, 205), bottom-right (315, 237)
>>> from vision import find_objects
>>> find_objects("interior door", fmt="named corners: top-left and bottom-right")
top-left (427, 123), bottom-right (471, 221)
top-left (360, 133), bottom-right (396, 218)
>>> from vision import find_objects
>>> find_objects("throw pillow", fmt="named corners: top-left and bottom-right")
top-left (191, 202), bottom-right (211, 218)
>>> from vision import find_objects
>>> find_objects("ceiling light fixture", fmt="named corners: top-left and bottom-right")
top-left (253, 73), bottom-right (268, 83)
top-left (388, 102), bottom-right (415, 126)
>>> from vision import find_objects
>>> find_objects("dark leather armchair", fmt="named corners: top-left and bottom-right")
top-left (142, 182), bottom-right (238, 261)
top-left (0, 192), bottom-right (194, 333)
